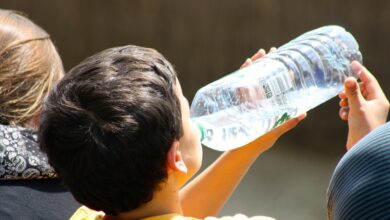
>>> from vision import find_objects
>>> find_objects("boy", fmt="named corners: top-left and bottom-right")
top-left (39, 45), bottom-right (305, 219)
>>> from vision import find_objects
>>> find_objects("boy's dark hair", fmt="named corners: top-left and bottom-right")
top-left (39, 45), bottom-right (183, 215)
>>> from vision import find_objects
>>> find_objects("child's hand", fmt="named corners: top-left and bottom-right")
top-left (243, 111), bottom-right (306, 154)
top-left (240, 47), bottom-right (276, 68)
top-left (238, 47), bottom-right (306, 153)
top-left (339, 61), bottom-right (389, 150)
top-left (179, 48), bottom-right (304, 218)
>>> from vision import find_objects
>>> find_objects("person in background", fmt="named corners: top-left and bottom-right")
top-left (0, 9), bottom-right (79, 219)
top-left (327, 61), bottom-right (390, 219)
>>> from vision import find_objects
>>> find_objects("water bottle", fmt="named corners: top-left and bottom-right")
top-left (190, 25), bottom-right (362, 151)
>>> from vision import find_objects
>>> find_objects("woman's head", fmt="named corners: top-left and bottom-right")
top-left (0, 9), bottom-right (63, 127)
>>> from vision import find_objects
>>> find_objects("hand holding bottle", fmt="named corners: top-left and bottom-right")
top-left (339, 61), bottom-right (389, 149)
top-left (191, 26), bottom-right (361, 151)
top-left (238, 48), bottom-right (306, 154)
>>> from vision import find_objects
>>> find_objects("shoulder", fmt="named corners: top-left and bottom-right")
top-left (327, 122), bottom-right (390, 219)
top-left (0, 124), bottom-right (56, 179)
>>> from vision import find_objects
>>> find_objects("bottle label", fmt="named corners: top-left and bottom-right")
top-left (272, 112), bottom-right (291, 128)
top-left (262, 72), bottom-right (294, 99)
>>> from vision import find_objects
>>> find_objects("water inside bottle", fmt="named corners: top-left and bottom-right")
top-left (191, 86), bottom-right (341, 151)
top-left (190, 25), bottom-right (361, 151)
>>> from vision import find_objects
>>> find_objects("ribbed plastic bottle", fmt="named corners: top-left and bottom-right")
top-left (190, 25), bottom-right (362, 151)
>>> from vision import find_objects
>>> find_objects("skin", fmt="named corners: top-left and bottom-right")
top-left (338, 61), bottom-right (389, 150)
top-left (179, 48), bottom-right (306, 219)
top-left (105, 53), bottom-right (389, 220)
top-left (105, 48), bottom-right (306, 220)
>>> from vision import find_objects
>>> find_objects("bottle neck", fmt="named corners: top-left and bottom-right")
top-left (192, 120), bottom-right (205, 142)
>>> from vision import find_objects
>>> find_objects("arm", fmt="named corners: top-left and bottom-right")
top-left (338, 61), bottom-right (389, 149)
top-left (180, 114), bottom-right (305, 218)
top-left (180, 48), bottom-right (306, 218)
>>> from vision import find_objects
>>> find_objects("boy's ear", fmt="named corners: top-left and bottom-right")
top-left (166, 140), bottom-right (188, 174)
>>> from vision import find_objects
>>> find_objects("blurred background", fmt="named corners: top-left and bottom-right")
top-left (1, 1), bottom-right (389, 219)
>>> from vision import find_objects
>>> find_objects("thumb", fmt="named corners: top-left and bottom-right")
top-left (269, 113), bottom-right (306, 137)
top-left (344, 77), bottom-right (365, 107)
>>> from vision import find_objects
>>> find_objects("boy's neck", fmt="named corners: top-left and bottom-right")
top-left (105, 174), bottom-right (183, 220)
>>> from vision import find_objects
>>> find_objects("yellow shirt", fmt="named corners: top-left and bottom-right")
top-left (70, 206), bottom-right (275, 220)
top-left (69, 206), bottom-right (104, 220)
top-left (69, 206), bottom-right (198, 220)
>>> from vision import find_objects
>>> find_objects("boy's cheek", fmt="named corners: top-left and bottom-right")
top-left (184, 120), bottom-right (203, 171)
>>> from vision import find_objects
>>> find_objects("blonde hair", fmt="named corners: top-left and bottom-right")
top-left (0, 9), bottom-right (63, 127)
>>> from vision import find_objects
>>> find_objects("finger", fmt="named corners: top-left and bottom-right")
top-left (359, 82), bottom-right (366, 94)
top-left (339, 98), bottom-right (348, 107)
top-left (359, 82), bottom-right (369, 98)
top-left (359, 81), bottom-right (365, 89)
top-left (251, 48), bottom-right (266, 61)
top-left (339, 107), bottom-right (349, 121)
top-left (339, 91), bottom-right (347, 100)
top-left (362, 89), bottom-right (369, 99)
top-left (344, 77), bottom-right (365, 108)
top-left (351, 61), bottom-right (376, 84)
top-left (270, 113), bottom-right (306, 137)
top-left (351, 61), bottom-right (384, 99)
top-left (269, 47), bottom-right (277, 53)
top-left (241, 58), bottom-right (252, 68)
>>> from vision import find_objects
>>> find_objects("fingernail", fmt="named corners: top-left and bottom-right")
top-left (351, 61), bottom-right (362, 75)
top-left (346, 79), bottom-right (355, 88)
top-left (298, 113), bottom-right (307, 120)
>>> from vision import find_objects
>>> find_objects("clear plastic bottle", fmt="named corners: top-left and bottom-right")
top-left (190, 25), bottom-right (362, 151)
